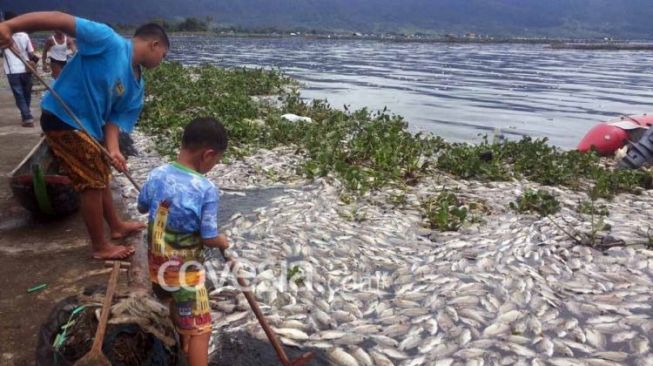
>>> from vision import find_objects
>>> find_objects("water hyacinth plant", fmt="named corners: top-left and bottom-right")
top-left (140, 62), bottom-right (653, 203)
top-left (421, 191), bottom-right (468, 232)
top-left (510, 189), bottom-right (561, 217)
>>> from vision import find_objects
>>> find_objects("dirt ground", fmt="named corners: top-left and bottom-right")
top-left (0, 87), bottom-right (130, 366)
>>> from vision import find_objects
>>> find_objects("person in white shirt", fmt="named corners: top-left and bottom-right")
top-left (42, 30), bottom-right (76, 79)
top-left (2, 11), bottom-right (36, 126)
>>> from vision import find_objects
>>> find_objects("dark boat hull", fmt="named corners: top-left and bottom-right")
top-left (9, 137), bottom-right (80, 216)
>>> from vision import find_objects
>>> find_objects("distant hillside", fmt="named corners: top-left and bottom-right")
top-left (6, 0), bottom-right (653, 39)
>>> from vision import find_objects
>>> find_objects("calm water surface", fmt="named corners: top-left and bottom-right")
top-left (169, 36), bottom-right (653, 148)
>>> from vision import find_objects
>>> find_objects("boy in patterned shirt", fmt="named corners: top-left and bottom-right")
top-left (137, 117), bottom-right (229, 365)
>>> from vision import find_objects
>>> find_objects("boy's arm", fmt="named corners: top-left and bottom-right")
top-left (204, 234), bottom-right (229, 250)
top-left (104, 122), bottom-right (127, 172)
top-left (0, 12), bottom-right (75, 48)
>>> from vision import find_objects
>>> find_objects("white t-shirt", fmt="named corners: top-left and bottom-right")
top-left (3, 32), bottom-right (34, 75)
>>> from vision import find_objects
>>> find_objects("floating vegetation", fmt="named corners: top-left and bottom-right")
top-left (421, 190), bottom-right (468, 232)
top-left (510, 189), bottom-right (561, 217)
top-left (140, 62), bottom-right (653, 202)
top-left (576, 199), bottom-right (610, 217)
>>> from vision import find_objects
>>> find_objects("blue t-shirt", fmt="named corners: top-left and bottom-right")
top-left (137, 163), bottom-right (219, 239)
top-left (41, 17), bottom-right (144, 140)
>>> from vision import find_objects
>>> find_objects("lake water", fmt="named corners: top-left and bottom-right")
top-left (169, 36), bottom-right (653, 149)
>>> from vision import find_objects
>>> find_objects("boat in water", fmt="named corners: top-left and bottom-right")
top-left (577, 114), bottom-right (653, 156)
top-left (9, 137), bottom-right (79, 216)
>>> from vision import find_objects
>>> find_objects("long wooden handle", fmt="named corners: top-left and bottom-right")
top-left (91, 261), bottom-right (121, 352)
top-left (222, 251), bottom-right (291, 366)
top-left (6, 45), bottom-right (142, 192)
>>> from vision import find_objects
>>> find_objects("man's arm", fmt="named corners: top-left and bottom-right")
top-left (0, 12), bottom-right (75, 49)
top-left (104, 122), bottom-right (127, 172)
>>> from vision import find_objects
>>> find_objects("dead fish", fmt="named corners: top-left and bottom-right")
top-left (399, 331), bottom-right (422, 351)
top-left (369, 350), bottom-right (395, 366)
top-left (535, 336), bottom-right (554, 357)
top-left (327, 347), bottom-right (360, 366)
top-left (350, 323), bottom-right (382, 334)
top-left (417, 335), bottom-right (443, 354)
top-left (497, 310), bottom-right (525, 324)
top-left (376, 346), bottom-right (409, 360)
top-left (630, 336), bottom-right (650, 354)
top-left (310, 330), bottom-right (348, 341)
top-left (591, 352), bottom-right (629, 362)
top-left (370, 334), bottom-right (400, 348)
top-left (433, 358), bottom-right (454, 366)
top-left (384, 323), bottom-right (411, 338)
top-left (272, 327), bottom-right (309, 341)
top-left (610, 330), bottom-right (638, 343)
top-left (349, 346), bottom-right (373, 366)
top-left (548, 358), bottom-right (583, 366)
top-left (585, 328), bottom-right (606, 350)
top-left (458, 328), bottom-right (472, 346)
top-left (483, 322), bottom-right (510, 337)
top-left (424, 318), bottom-right (439, 336)
top-left (333, 333), bottom-right (366, 346)
top-left (279, 336), bottom-right (303, 348)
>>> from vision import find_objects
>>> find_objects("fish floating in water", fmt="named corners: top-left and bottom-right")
top-left (116, 132), bottom-right (653, 365)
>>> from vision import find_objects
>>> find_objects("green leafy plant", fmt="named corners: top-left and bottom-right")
top-left (422, 191), bottom-right (468, 231)
top-left (510, 189), bottom-right (560, 217)
top-left (140, 62), bottom-right (653, 204)
top-left (577, 200), bottom-right (610, 217)
top-left (287, 265), bottom-right (305, 286)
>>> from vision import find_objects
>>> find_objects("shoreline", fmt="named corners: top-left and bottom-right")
top-left (122, 124), bottom-right (653, 364)
top-left (1, 59), bottom-right (651, 364)
top-left (147, 31), bottom-right (653, 49)
top-left (134, 63), bottom-right (653, 363)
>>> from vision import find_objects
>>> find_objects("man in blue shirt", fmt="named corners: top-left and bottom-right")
top-left (0, 12), bottom-right (169, 260)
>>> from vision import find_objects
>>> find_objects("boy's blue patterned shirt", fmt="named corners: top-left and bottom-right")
top-left (138, 163), bottom-right (219, 239)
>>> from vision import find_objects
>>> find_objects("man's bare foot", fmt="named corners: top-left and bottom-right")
top-left (110, 221), bottom-right (146, 240)
top-left (92, 244), bottom-right (135, 260)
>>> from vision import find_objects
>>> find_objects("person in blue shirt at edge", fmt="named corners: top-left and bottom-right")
top-left (0, 12), bottom-right (169, 260)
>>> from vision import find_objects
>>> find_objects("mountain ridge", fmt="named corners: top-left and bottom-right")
top-left (7, 0), bottom-right (653, 39)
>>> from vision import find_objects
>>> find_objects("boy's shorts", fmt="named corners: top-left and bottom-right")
top-left (148, 203), bottom-right (212, 336)
top-left (41, 112), bottom-right (111, 191)
top-left (152, 280), bottom-right (212, 336)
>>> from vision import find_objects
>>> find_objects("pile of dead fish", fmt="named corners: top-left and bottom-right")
top-left (115, 132), bottom-right (653, 366)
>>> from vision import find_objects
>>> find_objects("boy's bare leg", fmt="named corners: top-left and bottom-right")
top-left (101, 185), bottom-right (145, 240)
top-left (81, 188), bottom-right (133, 259)
top-left (185, 333), bottom-right (210, 366)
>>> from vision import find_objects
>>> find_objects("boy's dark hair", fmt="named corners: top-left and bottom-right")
top-left (182, 117), bottom-right (228, 152)
top-left (134, 23), bottom-right (170, 48)
top-left (3, 11), bottom-right (18, 21)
